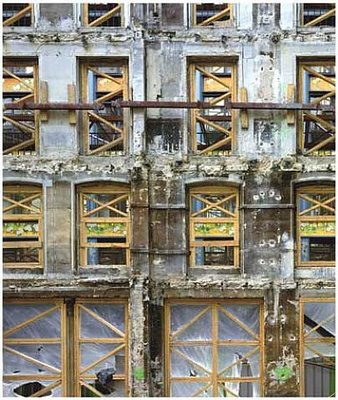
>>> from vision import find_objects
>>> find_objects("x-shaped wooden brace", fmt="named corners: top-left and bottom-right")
top-left (3, 67), bottom-right (36, 154)
top-left (194, 66), bottom-right (233, 155)
top-left (3, 192), bottom-right (41, 214)
top-left (302, 65), bottom-right (336, 155)
top-left (191, 193), bottom-right (237, 218)
top-left (197, 5), bottom-right (231, 26)
top-left (299, 193), bottom-right (335, 216)
top-left (82, 193), bottom-right (128, 218)
top-left (87, 66), bottom-right (124, 155)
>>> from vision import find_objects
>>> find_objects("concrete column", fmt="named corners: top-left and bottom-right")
top-left (130, 31), bottom-right (146, 155)
top-left (264, 287), bottom-right (300, 397)
top-left (130, 279), bottom-right (149, 396)
top-left (237, 3), bottom-right (253, 29)
top-left (280, 3), bottom-right (296, 30)
top-left (45, 180), bottom-right (72, 273)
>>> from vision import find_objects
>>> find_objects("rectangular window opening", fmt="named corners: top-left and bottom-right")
top-left (83, 3), bottom-right (122, 27)
top-left (3, 3), bottom-right (32, 27)
top-left (193, 4), bottom-right (233, 27)
top-left (302, 4), bottom-right (335, 27)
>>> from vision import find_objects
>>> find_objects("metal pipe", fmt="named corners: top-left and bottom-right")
top-left (3, 101), bottom-right (335, 112)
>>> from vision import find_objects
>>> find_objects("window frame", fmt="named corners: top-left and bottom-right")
top-left (191, 3), bottom-right (233, 27)
top-left (78, 183), bottom-right (131, 267)
top-left (164, 299), bottom-right (264, 397)
top-left (3, 58), bottom-right (39, 155)
top-left (297, 59), bottom-right (335, 156)
top-left (296, 185), bottom-right (335, 267)
top-left (3, 3), bottom-right (33, 27)
top-left (189, 186), bottom-right (240, 268)
top-left (299, 298), bottom-right (336, 397)
top-left (80, 59), bottom-right (129, 156)
top-left (3, 184), bottom-right (44, 269)
top-left (82, 3), bottom-right (123, 27)
top-left (188, 59), bottom-right (237, 155)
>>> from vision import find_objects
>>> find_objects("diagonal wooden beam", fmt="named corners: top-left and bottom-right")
top-left (304, 135), bottom-right (335, 155)
top-left (218, 305), bottom-right (259, 340)
top-left (3, 115), bottom-right (35, 134)
top-left (83, 193), bottom-right (128, 218)
top-left (79, 304), bottom-right (125, 338)
top-left (80, 343), bottom-right (125, 374)
top-left (191, 193), bottom-right (236, 218)
top-left (80, 380), bottom-right (104, 397)
top-left (3, 138), bottom-right (35, 155)
top-left (3, 67), bottom-right (34, 91)
top-left (191, 382), bottom-right (212, 397)
top-left (195, 66), bottom-right (231, 91)
top-left (88, 5), bottom-right (121, 27)
top-left (304, 313), bottom-right (335, 338)
top-left (303, 111), bottom-right (335, 132)
top-left (88, 111), bottom-right (123, 134)
top-left (198, 6), bottom-right (231, 26)
top-left (3, 4), bottom-right (32, 26)
top-left (88, 136), bottom-right (124, 156)
top-left (217, 346), bottom-right (259, 377)
top-left (198, 136), bottom-right (232, 155)
top-left (31, 380), bottom-right (62, 398)
top-left (172, 306), bottom-right (211, 339)
top-left (95, 88), bottom-right (123, 104)
top-left (3, 193), bottom-right (41, 214)
top-left (303, 65), bottom-right (336, 87)
top-left (310, 90), bottom-right (336, 105)
top-left (172, 348), bottom-right (212, 375)
top-left (299, 194), bottom-right (335, 215)
top-left (196, 114), bottom-right (232, 135)
top-left (88, 66), bottom-right (122, 85)
top-left (304, 8), bottom-right (335, 27)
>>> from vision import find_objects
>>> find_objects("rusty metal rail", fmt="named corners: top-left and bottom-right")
top-left (3, 100), bottom-right (335, 111)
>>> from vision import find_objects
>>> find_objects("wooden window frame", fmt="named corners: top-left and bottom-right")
top-left (3, 3), bottom-right (33, 27)
top-left (189, 186), bottom-right (239, 268)
top-left (74, 299), bottom-right (129, 397)
top-left (3, 58), bottom-right (39, 155)
top-left (80, 60), bottom-right (128, 156)
top-left (300, 298), bottom-right (336, 397)
top-left (165, 299), bottom-right (264, 397)
top-left (297, 59), bottom-right (335, 156)
top-left (3, 299), bottom-right (67, 397)
top-left (3, 184), bottom-right (43, 269)
top-left (78, 184), bottom-right (131, 267)
top-left (189, 60), bottom-right (237, 155)
top-left (300, 3), bottom-right (335, 27)
top-left (296, 185), bottom-right (335, 267)
top-left (192, 4), bottom-right (233, 27)
top-left (82, 3), bottom-right (123, 27)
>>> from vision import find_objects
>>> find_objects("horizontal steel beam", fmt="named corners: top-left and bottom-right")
top-left (3, 101), bottom-right (335, 111)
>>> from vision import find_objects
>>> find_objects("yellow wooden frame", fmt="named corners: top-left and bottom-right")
top-left (189, 186), bottom-right (239, 268)
top-left (3, 59), bottom-right (39, 155)
top-left (189, 61), bottom-right (236, 155)
top-left (296, 185), bottom-right (335, 267)
top-left (74, 299), bottom-right (129, 397)
top-left (298, 60), bottom-right (335, 156)
top-left (299, 298), bottom-right (336, 397)
top-left (82, 3), bottom-right (123, 27)
top-left (301, 4), bottom-right (335, 27)
top-left (3, 299), bottom-right (67, 397)
top-left (192, 4), bottom-right (233, 27)
top-left (3, 3), bottom-right (33, 27)
top-left (165, 299), bottom-right (264, 397)
top-left (80, 60), bottom-right (128, 155)
top-left (78, 184), bottom-right (130, 267)
top-left (3, 184), bottom-right (43, 269)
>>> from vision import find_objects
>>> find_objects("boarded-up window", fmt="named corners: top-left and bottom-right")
top-left (80, 60), bottom-right (128, 155)
top-left (190, 186), bottom-right (239, 267)
top-left (296, 186), bottom-right (335, 267)
top-left (166, 300), bottom-right (263, 397)
top-left (3, 301), bottom-right (66, 397)
top-left (3, 3), bottom-right (33, 27)
top-left (301, 4), bottom-right (335, 27)
top-left (189, 61), bottom-right (236, 155)
top-left (300, 299), bottom-right (335, 397)
top-left (298, 60), bottom-right (335, 156)
top-left (3, 184), bottom-right (43, 269)
top-left (75, 300), bottom-right (129, 397)
top-left (3, 59), bottom-right (38, 155)
top-left (78, 184), bottom-right (130, 266)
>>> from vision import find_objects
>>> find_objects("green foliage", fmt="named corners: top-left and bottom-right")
top-left (3, 222), bottom-right (39, 236)
top-left (194, 223), bottom-right (234, 236)
top-left (86, 223), bottom-right (126, 236)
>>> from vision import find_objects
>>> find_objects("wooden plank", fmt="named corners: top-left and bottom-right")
top-left (304, 313), bottom-right (335, 338)
top-left (240, 87), bottom-right (248, 129)
top-left (304, 135), bottom-right (335, 155)
top-left (302, 65), bottom-right (336, 86)
top-left (3, 115), bottom-right (35, 134)
top-left (88, 5), bottom-right (121, 27)
top-left (87, 111), bottom-right (123, 134)
top-left (218, 306), bottom-right (259, 340)
top-left (3, 67), bottom-right (34, 91)
top-left (198, 7), bottom-right (231, 27)
top-left (299, 193), bottom-right (335, 215)
top-left (88, 136), bottom-right (123, 155)
top-left (172, 306), bottom-right (211, 339)
top-left (198, 136), bottom-right (232, 155)
top-left (68, 84), bottom-right (77, 124)
top-left (304, 8), bottom-right (335, 27)
top-left (287, 84), bottom-right (295, 125)
top-left (218, 346), bottom-right (259, 376)
top-left (31, 380), bottom-right (61, 398)
top-left (195, 65), bottom-right (231, 90)
top-left (80, 380), bottom-right (104, 397)
top-left (40, 81), bottom-right (48, 122)
top-left (80, 343), bottom-right (125, 374)
top-left (172, 348), bottom-right (211, 375)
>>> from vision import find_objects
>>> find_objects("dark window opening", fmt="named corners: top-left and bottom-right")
top-left (87, 4), bottom-right (121, 27)
top-left (303, 4), bottom-right (335, 27)
top-left (3, 3), bottom-right (32, 27)
top-left (301, 237), bottom-right (335, 262)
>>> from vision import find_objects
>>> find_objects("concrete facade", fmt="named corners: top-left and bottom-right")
top-left (3, 3), bottom-right (335, 397)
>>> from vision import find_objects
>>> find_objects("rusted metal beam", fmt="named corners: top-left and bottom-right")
top-left (3, 101), bottom-right (335, 111)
